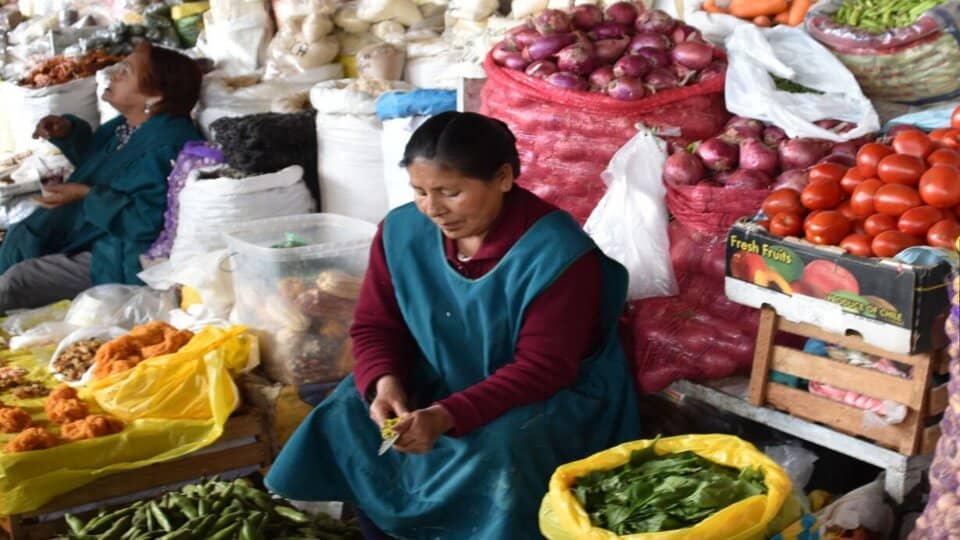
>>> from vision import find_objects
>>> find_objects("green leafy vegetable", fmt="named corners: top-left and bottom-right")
top-left (572, 443), bottom-right (767, 535)
top-left (771, 74), bottom-right (822, 94)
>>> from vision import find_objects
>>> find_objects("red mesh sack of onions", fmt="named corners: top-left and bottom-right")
top-left (480, 4), bottom-right (729, 223)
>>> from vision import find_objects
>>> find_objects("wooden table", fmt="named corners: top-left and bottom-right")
top-left (1, 410), bottom-right (271, 540)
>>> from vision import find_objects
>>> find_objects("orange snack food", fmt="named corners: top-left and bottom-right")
top-left (0, 406), bottom-right (32, 433)
top-left (92, 321), bottom-right (194, 380)
top-left (61, 415), bottom-right (124, 442)
top-left (4, 427), bottom-right (58, 453)
top-left (45, 384), bottom-right (89, 424)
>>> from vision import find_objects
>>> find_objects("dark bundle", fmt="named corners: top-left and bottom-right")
top-left (209, 111), bottom-right (321, 207)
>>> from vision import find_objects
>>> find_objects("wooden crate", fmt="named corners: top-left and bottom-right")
top-left (749, 306), bottom-right (948, 456)
top-left (1, 409), bottom-right (271, 540)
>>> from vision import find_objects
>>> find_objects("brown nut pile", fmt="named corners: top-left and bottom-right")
top-left (53, 338), bottom-right (104, 382)
top-left (0, 367), bottom-right (27, 391)
top-left (12, 382), bottom-right (49, 400)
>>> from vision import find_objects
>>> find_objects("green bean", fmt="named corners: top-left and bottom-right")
top-left (64, 513), bottom-right (85, 535)
top-left (150, 502), bottom-right (173, 533)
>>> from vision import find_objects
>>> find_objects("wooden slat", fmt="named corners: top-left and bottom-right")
top-left (930, 384), bottom-right (950, 416)
top-left (907, 354), bottom-right (936, 454)
top-left (219, 412), bottom-right (265, 441)
top-left (922, 425), bottom-right (943, 455)
top-left (777, 318), bottom-right (932, 366)
top-left (766, 383), bottom-right (917, 453)
top-left (748, 307), bottom-right (779, 406)
top-left (770, 346), bottom-right (921, 409)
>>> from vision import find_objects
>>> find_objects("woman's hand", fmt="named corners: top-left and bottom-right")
top-left (393, 405), bottom-right (454, 455)
top-left (32, 116), bottom-right (71, 140)
top-left (369, 375), bottom-right (410, 428)
top-left (36, 183), bottom-right (90, 209)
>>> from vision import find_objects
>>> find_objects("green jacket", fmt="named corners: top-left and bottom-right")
top-left (0, 113), bottom-right (201, 285)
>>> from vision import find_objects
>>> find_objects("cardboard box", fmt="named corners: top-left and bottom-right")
top-left (724, 219), bottom-right (952, 354)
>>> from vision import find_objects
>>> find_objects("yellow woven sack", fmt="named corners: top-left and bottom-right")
top-left (539, 434), bottom-right (792, 540)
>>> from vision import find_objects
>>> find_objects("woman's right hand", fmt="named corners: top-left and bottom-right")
top-left (369, 375), bottom-right (410, 428)
top-left (33, 116), bottom-right (71, 140)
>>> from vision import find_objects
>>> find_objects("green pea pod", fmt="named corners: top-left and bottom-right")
top-left (64, 513), bottom-right (85, 535)
top-left (192, 515), bottom-right (218, 538)
top-left (239, 518), bottom-right (264, 540)
top-left (197, 499), bottom-right (208, 517)
top-left (150, 502), bottom-right (173, 532)
top-left (156, 529), bottom-right (193, 540)
top-left (102, 515), bottom-right (133, 540)
top-left (172, 495), bottom-right (199, 520)
top-left (210, 511), bottom-right (245, 531)
top-left (274, 506), bottom-right (310, 524)
top-left (207, 523), bottom-right (242, 540)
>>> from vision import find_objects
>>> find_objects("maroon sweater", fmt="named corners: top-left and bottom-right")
top-left (350, 187), bottom-right (602, 436)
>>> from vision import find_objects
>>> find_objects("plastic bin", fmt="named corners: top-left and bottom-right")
top-left (224, 214), bottom-right (376, 384)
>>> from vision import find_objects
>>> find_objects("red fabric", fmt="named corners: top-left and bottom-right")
top-left (480, 53), bottom-right (729, 224)
top-left (350, 188), bottom-right (603, 436)
top-left (629, 183), bottom-right (768, 393)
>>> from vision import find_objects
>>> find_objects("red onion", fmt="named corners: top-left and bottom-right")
top-left (613, 54), bottom-right (651, 78)
top-left (570, 4), bottom-right (604, 31)
top-left (570, 30), bottom-right (593, 49)
top-left (629, 32), bottom-right (672, 51)
top-left (672, 63), bottom-right (698, 85)
top-left (505, 27), bottom-right (541, 49)
top-left (546, 71), bottom-right (588, 91)
top-left (814, 119), bottom-right (839, 130)
top-left (556, 43), bottom-right (596, 75)
top-left (773, 169), bottom-right (810, 192)
top-left (724, 169), bottom-right (771, 190)
top-left (589, 66), bottom-right (615, 90)
top-left (739, 138), bottom-right (778, 175)
top-left (663, 152), bottom-right (705, 186)
top-left (492, 42), bottom-right (517, 64)
top-left (590, 21), bottom-right (627, 40)
top-left (719, 121), bottom-right (763, 144)
top-left (672, 24), bottom-right (703, 43)
top-left (831, 141), bottom-right (859, 157)
top-left (725, 115), bottom-right (763, 133)
top-left (632, 47), bottom-right (670, 68)
top-left (886, 124), bottom-right (923, 138)
top-left (778, 138), bottom-right (831, 170)
top-left (524, 33), bottom-right (575, 61)
top-left (605, 2), bottom-right (640, 27)
top-left (671, 41), bottom-right (714, 69)
top-left (502, 54), bottom-right (530, 71)
top-left (594, 37), bottom-right (629, 64)
top-left (533, 9), bottom-right (572, 35)
top-left (643, 68), bottom-right (678, 91)
top-left (698, 179), bottom-right (723, 188)
top-left (696, 138), bottom-right (738, 172)
top-left (762, 126), bottom-right (787, 147)
top-left (820, 153), bottom-right (856, 167)
top-left (698, 59), bottom-right (726, 82)
top-left (607, 77), bottom-right (647, 100)
top-left (525, 59), bottom-right (558, 79)
top-left (634, 9), bottom-right (676, 34)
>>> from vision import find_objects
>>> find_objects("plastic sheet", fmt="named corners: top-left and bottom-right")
top-left (480, 53), bottom-right (729, 223)
top-left (539, 434), bottom-right (792, 540)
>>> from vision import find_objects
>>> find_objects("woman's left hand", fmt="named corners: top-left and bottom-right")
top-left (36, 183), bottom-right (91, 209)
top-left (392, 405), bottom-right (455, 454)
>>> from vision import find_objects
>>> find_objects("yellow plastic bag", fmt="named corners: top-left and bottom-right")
top-left (0, 326), bottom-right (255, 516)
top-left (539, 434), bottom-right (792, 540)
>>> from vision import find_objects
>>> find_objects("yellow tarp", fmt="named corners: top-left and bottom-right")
top-left (0, 326), bottom-right (253, 516)
top-left (539, 434), bottom-right (792, 540)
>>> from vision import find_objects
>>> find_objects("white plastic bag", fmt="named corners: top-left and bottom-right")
top-left (197, 8), bottom-right (274, 76)
top-left (381, 116), bottom-right (426, 209)
top-left (764, 444), bottom-right (818, 491)
top-left (316, 114), bottom-right (390, 224)
top-left (725, 25), bottom-right (879, 142)
top-left (64, 285), bottom-right (179, 329)
top-left (584, 128), bottom-right (677, 300)
top-left (1, 77), bottom-right (99, 152)
top-left (2, 301), bottom-right (70, 336)
top-left (48, 326), bottom-right (128, 387)
top-left (169, 165), bottom-right (315, 266)
top-left (138, 250), bottom-right (236, 320)
top-left (683, 0), bottom-right (750, 46)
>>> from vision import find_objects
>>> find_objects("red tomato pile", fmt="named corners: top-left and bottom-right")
top-left (761, 111), bottom-right (960, 258)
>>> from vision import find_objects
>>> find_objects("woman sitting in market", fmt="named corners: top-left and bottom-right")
top-left (0, 42), bottom-right (202, 313)
top-left (266, 111), bottom-right (641, 539)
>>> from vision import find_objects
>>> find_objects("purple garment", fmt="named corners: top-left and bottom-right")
top-left (144, 141), bottom-right (224, 261)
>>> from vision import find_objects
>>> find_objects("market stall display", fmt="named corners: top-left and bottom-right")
top-left (805, 0), bottom-right (960, 104)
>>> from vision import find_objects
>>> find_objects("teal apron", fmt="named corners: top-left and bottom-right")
top-left (266, 205), bottom-right (640, 540)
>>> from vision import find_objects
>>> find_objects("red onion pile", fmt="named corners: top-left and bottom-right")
top-left (493, 3), bottom-right (725, 100)
top-left (663, 115), bottom-right (874, 191)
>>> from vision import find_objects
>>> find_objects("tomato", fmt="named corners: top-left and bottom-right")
top-left (871, 230), bottom-right (921, 258)
top-left (892, 130), bottom-right (934, 158)
top-left (839, 233), bottom-right (873, 257)
top-left (929, 128), bottom-right (960, 149)
top-left (840, 167), bottom-right (868, 194)
top-left (850, 179), bottom-right (883, 218)
top-left (918, 164), bottom-right (960, 208)
top-left (927, 148), bottom-right (960, 168)
top-left (804, 210), bottom-right (850, 245)
top-left (856, 143), bottom-right (895, 178)
top-left (863, 213), bottom-right (898, 237)
top-left (874, 183), bottom-right (922, 216)
top-left (952, 105), bottom-right (960, 130)
top-left (769, 211), bottom-right (803, 237)
top-left (809, 163), bottom-right (848, 184)
top-left (851, 220), bottom-right (867, 235)
top-left (837, 200), bottom-right (858, 222)
top-left (876, 153), bottom-right (927, 185)
top-left (762, 188), bottom-right (804, 218)
top-left (801, 179), bottom-right (843, 210)
top-left (897, 205), bottom-right (943, 236)
top-left (927, 219), bottom-right (960, 249)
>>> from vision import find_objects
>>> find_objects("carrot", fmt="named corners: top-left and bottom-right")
top-left (728, 0), bottom-right (788, 18)
top-left (787, 0), bottom-right (812, 26)
top-left (702, 0), bottom-right (726, 14)
top-left (774, 9), bottom-right (791, 24)
top-left (754, 15), bottom-right (773, 26)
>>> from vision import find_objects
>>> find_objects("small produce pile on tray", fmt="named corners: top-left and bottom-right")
top-left (831, 0), bottom-right (941, 31)
top-left (58, 477), bottom-right (362, 540)
top-left (18, 50), bottom-right (123, 88)
top-left (701, 0), bottom-right (816, 28)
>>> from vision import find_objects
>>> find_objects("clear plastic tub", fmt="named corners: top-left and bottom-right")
top-left (224, 214), bottom-right (376, 384)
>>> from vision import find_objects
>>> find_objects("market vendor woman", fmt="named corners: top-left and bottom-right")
top-left (0, 43), bottom-right (201, 312)
top-left (267, 112), bottom-right (640, 539)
